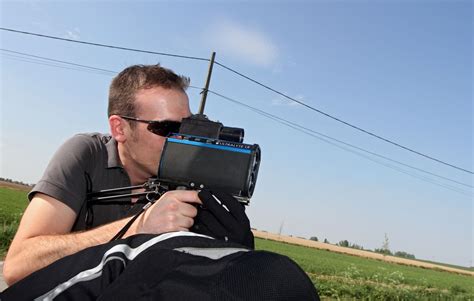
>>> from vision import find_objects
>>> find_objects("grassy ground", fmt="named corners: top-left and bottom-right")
top-left (416, 258), bottom-right (474, 272)
top-left (0, 187), bottom-right (28, 257)
top-left (1, 186), bottom-right (473, 299)
top-left (256, 238), bottom-right (474, 300)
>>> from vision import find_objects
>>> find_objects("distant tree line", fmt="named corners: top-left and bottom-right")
top-left (373, 248), bottom-right (416, 259)
top-left (308, 233), bottom-right (416, 259)
top-left (0, 177), bottom-right (35, 187)
top-left (337, 240), bottom-right (364, 250)
top-left (309, 237), bottom-right (333, 245)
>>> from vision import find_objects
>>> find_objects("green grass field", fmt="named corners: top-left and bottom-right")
top-left (1, 186), bottom-right (473, 299)
top-left (0, 187), bottom-right (29, 256)
top-left (255, 238), bottom-right (473, 300)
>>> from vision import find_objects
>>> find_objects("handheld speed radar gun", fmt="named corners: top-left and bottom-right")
top-left (157, 114), bottom-right (261, 204)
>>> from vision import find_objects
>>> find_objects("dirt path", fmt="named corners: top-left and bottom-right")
top-left (0, 181), bottom-right (32, 192)
top-left (253, 230), bottom-right (474, 277)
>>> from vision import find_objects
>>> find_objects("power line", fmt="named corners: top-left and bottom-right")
top-left (1, 49), bottom-right (118, 74)
top-left (0, 27), bottom-right (209, 62)
top-left (2, 48), bottom-right (471, 191)
top-left (214, 62), bottom-right (473, 175)
top-left (2, 54), bottom-right (117, 78)
top-left (2, 53), bottom-right (114, 76)
top-left (2, 27), bottom-right (470, 174)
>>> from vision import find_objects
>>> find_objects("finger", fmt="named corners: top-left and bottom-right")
top-left (211, 190), bottom-right (248, 224)
top-left (179, 216), bottom-right (195, 229)
top-left (166, 215), bottom-right (194, 231)
top-left (174, 227), bottom-right (189, 232)
top-left (162, 190), bottom-right (202, 205)
top-left (177, 202), bottom-right (198, 219)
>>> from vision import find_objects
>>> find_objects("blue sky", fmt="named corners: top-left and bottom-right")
top-left (1, 0), bottom-right (472, 266)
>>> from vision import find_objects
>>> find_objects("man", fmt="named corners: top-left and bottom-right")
top-left (2, 64), bottom-right (319, 300)
top-left (3, 64), bottom-right (251, 285)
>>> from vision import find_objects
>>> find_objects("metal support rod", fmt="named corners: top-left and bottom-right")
top-left (86, 178), bottom-right (163, 201)
top-left (89, 191), bottom-right (151, 202)
top-left (198, 51), bottom-right (216, 115)
top-left (87, 184), bottom-right (145, 196)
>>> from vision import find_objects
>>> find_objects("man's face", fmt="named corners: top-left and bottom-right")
top-left (123, 86), bottom-right (191, 180)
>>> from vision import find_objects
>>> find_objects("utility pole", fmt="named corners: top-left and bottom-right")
top-left (278, 220), bottom-right (284, 238)
top-left (198, 51), bottom-right (216, 115)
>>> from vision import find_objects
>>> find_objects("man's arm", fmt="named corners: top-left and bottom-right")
top-left (2, 193), bottom-right (135, 285)
top-left (3, 190), bottom-right (201, 285)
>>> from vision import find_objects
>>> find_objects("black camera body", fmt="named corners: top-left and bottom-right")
top-left (157, 114), bottom-right (261, 204)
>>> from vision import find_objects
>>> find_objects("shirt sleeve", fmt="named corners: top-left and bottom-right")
top-left (28, 134), bottom-right (96, 214)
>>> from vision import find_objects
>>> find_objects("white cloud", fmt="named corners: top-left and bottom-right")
top-left (206, 19), bottom-right (279, 67)
top-left (271, 94), bottom-right (304, 107)
top-left (64, 27), bottom-right (81, 40)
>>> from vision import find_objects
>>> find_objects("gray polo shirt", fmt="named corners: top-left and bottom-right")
top-left (29, 133), bottom-right (143, 231)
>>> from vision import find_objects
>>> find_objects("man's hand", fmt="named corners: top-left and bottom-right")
top-left (135, 190), bottom-right (202, 234)
top-left (193, 190), bottom-right (254, 249)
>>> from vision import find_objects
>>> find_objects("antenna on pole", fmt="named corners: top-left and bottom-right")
top-left (198, 51), bottom-right (216, 115)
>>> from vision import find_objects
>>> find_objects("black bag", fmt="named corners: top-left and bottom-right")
top-left (1, 232), bottom-right (319, 300)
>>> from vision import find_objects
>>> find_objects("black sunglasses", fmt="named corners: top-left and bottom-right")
top-left (120, 116), bottom-right (181, 137)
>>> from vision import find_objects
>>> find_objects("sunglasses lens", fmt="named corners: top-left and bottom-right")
top-left (147, 121), bottom-right (181, 137)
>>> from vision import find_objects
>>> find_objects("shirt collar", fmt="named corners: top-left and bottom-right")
top-left (105, 136), bottom-right (123, 169)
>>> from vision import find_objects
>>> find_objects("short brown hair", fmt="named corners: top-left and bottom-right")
top-left (108, 64), bottom-right (190, 117)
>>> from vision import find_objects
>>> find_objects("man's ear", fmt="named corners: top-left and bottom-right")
top-left (109, 115), bottom-right (127, 143)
